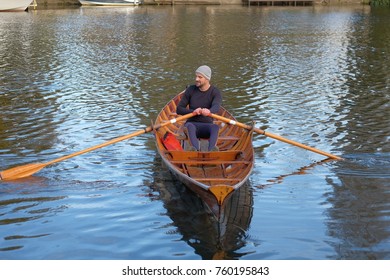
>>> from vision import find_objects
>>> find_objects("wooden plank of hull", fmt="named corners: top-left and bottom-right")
top-left (154, 92), bottom-right (254, 217)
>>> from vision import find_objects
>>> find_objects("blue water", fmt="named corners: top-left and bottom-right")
top-left (1, 5), bottom-right (390, 260)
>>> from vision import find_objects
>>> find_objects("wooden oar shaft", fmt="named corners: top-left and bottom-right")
top-left (48, 112), bottom-right (194, 165)
top-left (46, 129), bottom-right (149, 166)
top-left (211, 113), bottom-right (342, 160)
top-left (0, 113), bottom-right (195, 181)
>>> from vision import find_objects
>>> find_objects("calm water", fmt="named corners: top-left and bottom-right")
top-left (1, 5), bottom-right (389, 260)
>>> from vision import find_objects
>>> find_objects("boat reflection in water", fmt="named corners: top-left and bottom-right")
top-left (149, 156), bottom-right (254, 260)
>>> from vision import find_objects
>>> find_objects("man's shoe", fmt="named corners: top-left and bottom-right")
top-left (210, 146), bottom-right (219, 152)
top-left (187, 146), bottom-right (197, 152)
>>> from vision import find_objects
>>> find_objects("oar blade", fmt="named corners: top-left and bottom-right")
top-left (0, 163), bottom-right (47, 181)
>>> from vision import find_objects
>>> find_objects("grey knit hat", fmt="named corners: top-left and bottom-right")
top-left (195, 65), bottom-right (212, 80)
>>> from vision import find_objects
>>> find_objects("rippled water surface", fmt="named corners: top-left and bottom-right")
top-left (1, 5), bottom-right (389, 260)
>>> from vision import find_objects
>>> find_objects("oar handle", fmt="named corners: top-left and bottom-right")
top-left (210, 113), bottom-right (342, 160)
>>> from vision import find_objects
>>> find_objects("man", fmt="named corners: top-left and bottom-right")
top-left (176, 65), bottom-right (222, 151)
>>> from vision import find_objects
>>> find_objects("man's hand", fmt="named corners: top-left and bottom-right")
top-left (201, 108), bottom-right (210, 116)
top-left (194, 108), bottom-right (202, 115)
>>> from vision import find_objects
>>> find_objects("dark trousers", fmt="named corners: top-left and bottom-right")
top-left (185, 122), bottom-right (219, 151)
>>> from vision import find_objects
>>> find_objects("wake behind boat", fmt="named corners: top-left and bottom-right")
top-left (153, 92), bottom-right (255, 217)
top-left (0, 0), bottom-right (32, 11)
top-left (78, 0), bottom-right (141, 5)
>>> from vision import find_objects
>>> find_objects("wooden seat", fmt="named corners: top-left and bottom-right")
top-left (178, 125), bottom-right (240, 151)
top-left (165, 150), bottom-right (250, 165)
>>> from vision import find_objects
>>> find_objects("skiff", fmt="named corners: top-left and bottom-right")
top-left (153, 92), bottom-right (255, 216)
top-left (78, 0), bottom-right (141, 6)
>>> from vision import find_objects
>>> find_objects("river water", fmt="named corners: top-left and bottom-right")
top-left (0, 5), bottom-right (389, 260)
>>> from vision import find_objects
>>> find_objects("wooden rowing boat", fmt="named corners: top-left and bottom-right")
top-left (153, 91), bottom-right (255, 216)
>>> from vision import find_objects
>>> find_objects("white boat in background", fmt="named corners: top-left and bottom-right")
top-left (79, 0), bottom-right (141, 5)
top-left (0, 0), bottom-right (33, 11)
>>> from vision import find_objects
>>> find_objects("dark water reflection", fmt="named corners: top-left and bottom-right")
top-left (1, 5), bottom-right (390, 259)
top-left (326, 153), bottom-right (390, 259)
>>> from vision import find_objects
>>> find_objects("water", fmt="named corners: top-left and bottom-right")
top-left (1, 5), bottom-right (389, 260)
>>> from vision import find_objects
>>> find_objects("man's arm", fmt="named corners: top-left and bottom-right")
top-left (209, 87), bottom-right (222, 114)
top-left (176, 89), bottom-right (193, 115)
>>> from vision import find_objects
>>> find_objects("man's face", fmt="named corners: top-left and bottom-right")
top-left (195, 73), bottom-right (208, 88)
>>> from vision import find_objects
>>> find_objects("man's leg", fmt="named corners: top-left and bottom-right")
top-left (208, 124), bottom-right (219, 151)
top-left (196, 123), bottom-right (219, 151)
top-left (184, 122), bottom-right (200, 150)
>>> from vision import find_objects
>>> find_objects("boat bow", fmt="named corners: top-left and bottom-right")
top-left (209, 185), bottom-right (235, 205)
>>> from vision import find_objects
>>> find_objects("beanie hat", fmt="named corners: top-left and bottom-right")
top-left (195, 65), bottom-right (212, 80)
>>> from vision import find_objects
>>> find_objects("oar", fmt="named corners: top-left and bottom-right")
top-left (0, 113), bottom-right (195, 181)
top-left (210, 113), bottom-right (342, 160)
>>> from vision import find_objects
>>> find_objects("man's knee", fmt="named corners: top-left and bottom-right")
top-left (185, 122), bottom-right (196, 131)
top-left (211, 124), bottom-right (219, 133)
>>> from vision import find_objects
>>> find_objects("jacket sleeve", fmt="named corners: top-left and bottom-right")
top-left (209, 87), bottom-right (222, 114)
top-left (176, 88), bottom-right (193, 115)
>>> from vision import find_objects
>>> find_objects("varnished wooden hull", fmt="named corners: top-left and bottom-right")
top-left (154, 92), bottom-right (254, 216)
